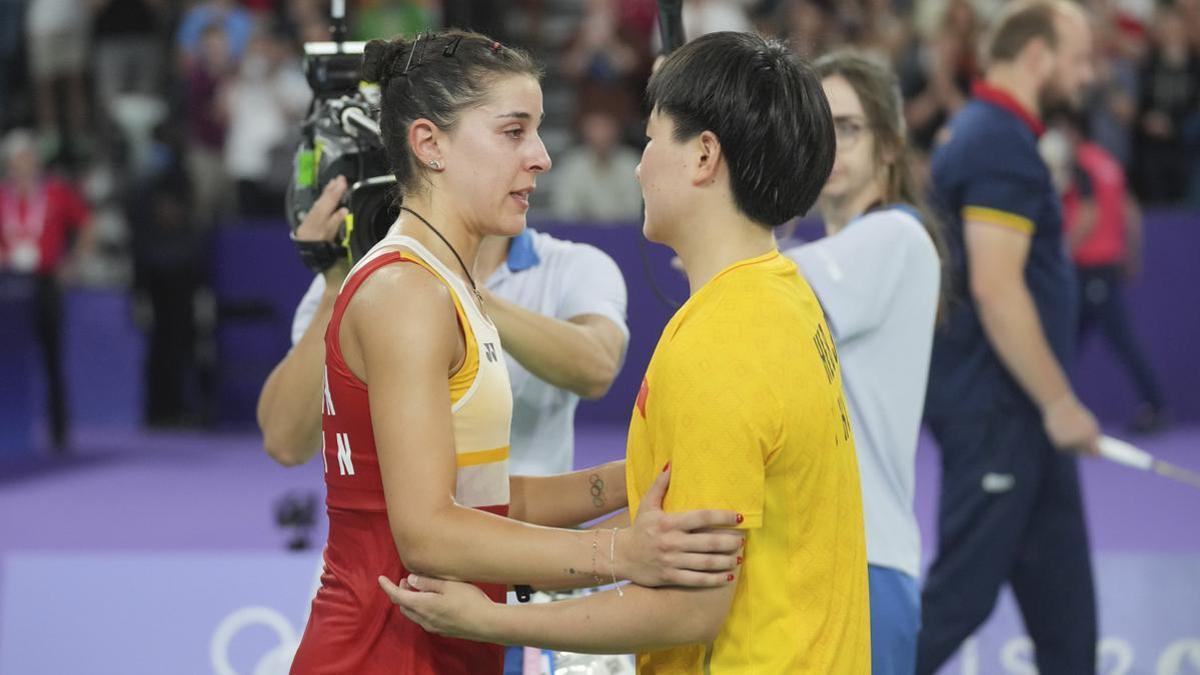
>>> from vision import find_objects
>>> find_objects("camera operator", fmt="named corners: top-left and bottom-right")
top-left (256, 174), bottom-right (350, 462)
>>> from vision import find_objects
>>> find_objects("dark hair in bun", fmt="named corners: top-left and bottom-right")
top-left (362, 30), bottom-right (541, 196)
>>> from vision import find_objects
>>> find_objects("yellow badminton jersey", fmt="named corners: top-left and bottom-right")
top-left (626, 250), bottom-right (870, 674)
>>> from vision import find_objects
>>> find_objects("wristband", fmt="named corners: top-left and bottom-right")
top-left (291, 232), bottom-right (346, 273)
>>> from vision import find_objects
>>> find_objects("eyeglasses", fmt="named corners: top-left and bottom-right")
top-left (833, 116), bottom-right (871, 150)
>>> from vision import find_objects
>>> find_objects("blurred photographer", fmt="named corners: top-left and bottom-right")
top-left (256, 174), bottom-right (350, 462)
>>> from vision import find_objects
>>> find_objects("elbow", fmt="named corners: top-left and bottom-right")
top-left (390, 518), bottom-right (445, 576)
top-left (698, 606), bottom-right (729, 644)
top-left (397, 546), bottom-right (437, 576)
top-left (263, 438), bottom-right (308, 467)
top-left (260, 420), bottom-right (317, 467)
top-left (663, 592), bottom-right (731, 646)
top-left (968, 271), bottom-right (1007, 309)
top-left (679, 608), bottom-right (726, 646)
top-left (258, 407), bottom-right (320, 467)
top-left (666, 585), bottom-right (736, 646)
top-left (693, 621), bottom-right (723, 646)
top-left (577, 360), bottom-right (620, 401)
top-left (579, 376), bottom-right (614, 401)
top-left (391, 527), bottom-right (429, 573)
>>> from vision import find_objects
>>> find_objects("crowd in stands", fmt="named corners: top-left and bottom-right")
top-left (0, 0), bottom-right (1194, 429)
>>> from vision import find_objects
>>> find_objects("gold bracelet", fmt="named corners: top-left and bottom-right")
top-left (610, 527), bottom-right (624, 597)
top-left (591, 528), bottom-right (603, 586)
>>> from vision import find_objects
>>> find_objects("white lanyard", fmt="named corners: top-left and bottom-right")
top-left (2, 183), bottom-right (48, 244)
top-left (2, 184), bottom-right (48, 273)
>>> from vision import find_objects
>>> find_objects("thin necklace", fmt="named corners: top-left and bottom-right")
top-left (398, 206), bottom-right (485, 308)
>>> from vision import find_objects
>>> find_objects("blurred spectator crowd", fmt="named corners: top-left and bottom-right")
top-left (0, 0), bottom-right (1197, 430)
top-left (4, 0), bottom-right (1199, 264)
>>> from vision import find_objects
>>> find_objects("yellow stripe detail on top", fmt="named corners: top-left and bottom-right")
top-left (456, 446), bottom-right (510, 467)
top-left (389, 252), bottom-right (480, 404)
top-left (963, 206), bottom-right (1035, 235)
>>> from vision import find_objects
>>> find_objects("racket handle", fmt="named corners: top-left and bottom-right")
top-left (1097, 435), bottom-right (1154, 470)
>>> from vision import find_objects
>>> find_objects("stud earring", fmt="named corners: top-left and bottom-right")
top-left (429, 160), bottom-right (441, 169)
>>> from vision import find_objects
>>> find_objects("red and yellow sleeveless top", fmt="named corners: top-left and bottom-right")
top-left (291, 234), bottom-right (512, 675)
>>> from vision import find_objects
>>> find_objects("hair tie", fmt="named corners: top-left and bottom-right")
top-left (490, 41), bottom-right (502, 53)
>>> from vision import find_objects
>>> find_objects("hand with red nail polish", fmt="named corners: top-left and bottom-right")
top-left (619, 464), bottom-right (746, 588)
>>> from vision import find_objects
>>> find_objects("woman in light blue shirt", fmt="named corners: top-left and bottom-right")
top-left (784, 49), bottom-right (946, 675)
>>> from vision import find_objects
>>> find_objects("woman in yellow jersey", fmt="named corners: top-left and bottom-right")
top-left (292, 31), bottom-right (745, 675)
top-left (381, 31), bottom-right (872, 674)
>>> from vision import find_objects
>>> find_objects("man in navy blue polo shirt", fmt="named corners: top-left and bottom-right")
top-left (919, 2), bottom-right (1099, 673)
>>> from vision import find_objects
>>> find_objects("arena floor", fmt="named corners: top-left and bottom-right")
top-left (2, 424), bottom-right (1198, 674)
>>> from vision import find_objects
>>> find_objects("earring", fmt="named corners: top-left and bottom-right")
top-left (428, 160), bottom-right (441, 169)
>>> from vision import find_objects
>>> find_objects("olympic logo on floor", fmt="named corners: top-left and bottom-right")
top-left (209, 606), bottom-right (299, 675)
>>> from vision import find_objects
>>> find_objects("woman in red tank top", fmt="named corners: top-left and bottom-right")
top-left (289, 31), bottom-right (744, 675)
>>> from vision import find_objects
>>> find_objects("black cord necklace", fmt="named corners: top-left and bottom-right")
top-left (399, 206), bottom-right (485, 308)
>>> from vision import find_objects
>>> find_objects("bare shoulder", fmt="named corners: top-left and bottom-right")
top-left (341, 262), bottom-right (462, 375)
top-left (348, 262), bottom-right (456, 325)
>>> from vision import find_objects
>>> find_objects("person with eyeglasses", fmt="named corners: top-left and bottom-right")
top-left (287, 31), bottom-right (744, 675)
top-left (782, 50), bottom-right (945, 675)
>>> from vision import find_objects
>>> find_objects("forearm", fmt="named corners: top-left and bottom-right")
top-left (400, 506), bottom-right (623, 589)
top-left (550, 513), bottom-right (632, 590)
top-left (974, 281), bottom-right (1073, 409)
top-left (526, 509), bottom-right (632, 593)
top-left (479, 585), bottom-right (723, 654)
top-left (509, 461), bottom-right (628, 527)
top-left (256, 291), bottom-right (335, 466)
top-left (486, 294), bottom-right (618, 399)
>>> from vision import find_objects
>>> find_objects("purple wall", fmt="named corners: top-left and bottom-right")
top-left (209, 221), bottom-right (315, 428)
top-left (538, 215), bottom-right (1200, 427)
top-left (31, 211), bottom-right (1200, 435)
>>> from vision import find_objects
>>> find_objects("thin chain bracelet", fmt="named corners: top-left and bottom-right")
top-left (610, 528), bottom-right (624, 596)
top-left (591, 528), bottom-right (604, 586)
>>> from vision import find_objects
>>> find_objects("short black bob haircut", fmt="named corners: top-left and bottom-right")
top-left (645, 31), bottom-right (836, 227)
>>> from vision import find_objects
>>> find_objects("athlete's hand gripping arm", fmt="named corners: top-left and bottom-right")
top-left (381, 569), bottom-right (738, 654)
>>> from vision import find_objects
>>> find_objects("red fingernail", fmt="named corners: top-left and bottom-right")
top-left (736, 556), bottom-right (743, 565)
top-left (726, 574), bottom-right (735, 582)
top-left (736, 513), bottom-right (744, 524)
top-left (662, 461), bottom-right (670, 472)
